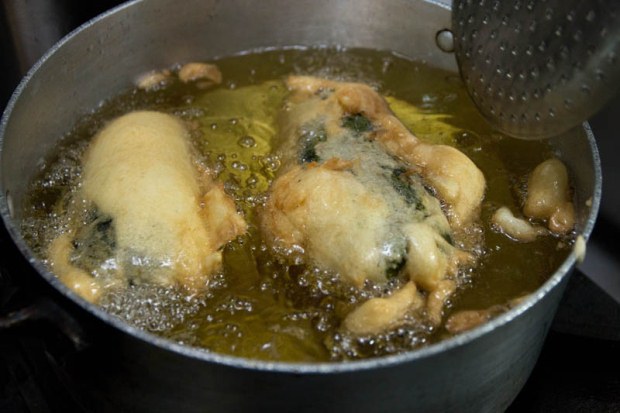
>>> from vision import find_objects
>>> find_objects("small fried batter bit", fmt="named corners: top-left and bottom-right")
top-left (492, 157), bottom-right (575, 242)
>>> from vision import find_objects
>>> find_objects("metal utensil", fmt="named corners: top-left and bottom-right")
top-left (453, 0), bottom-right (620, 139)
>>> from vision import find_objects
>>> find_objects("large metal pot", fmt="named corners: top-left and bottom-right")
top-left (0, 0), bottom-right (601, 411)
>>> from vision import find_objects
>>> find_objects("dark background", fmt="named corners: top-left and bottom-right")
top-left (0, 1), bottom-right (619, 411)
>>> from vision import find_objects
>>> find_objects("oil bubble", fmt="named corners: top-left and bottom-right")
top-left (238, 135), bottom-right (257, 148)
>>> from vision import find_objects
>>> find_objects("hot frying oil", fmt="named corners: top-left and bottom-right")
top-left (21, 48), bottom-right (572, 362)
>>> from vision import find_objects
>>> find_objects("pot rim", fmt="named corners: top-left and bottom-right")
top-left (0, 0), bottom-right (602, 375)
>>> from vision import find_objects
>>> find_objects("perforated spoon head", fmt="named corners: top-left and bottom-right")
top-left (453, 0), bottom-right (620, 139)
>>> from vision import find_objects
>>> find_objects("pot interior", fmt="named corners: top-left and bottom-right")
top-left (0, 0), bottom-right (601, 367)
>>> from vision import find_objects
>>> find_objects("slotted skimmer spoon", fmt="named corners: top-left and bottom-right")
top-left (452, 0), bottom-right (620, 139)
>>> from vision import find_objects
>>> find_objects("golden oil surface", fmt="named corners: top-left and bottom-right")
top-left (21, 48), bottom-right (572, 362)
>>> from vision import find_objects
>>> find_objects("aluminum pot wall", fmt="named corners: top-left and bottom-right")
top-left (0, 0), bottom-right (601, 412)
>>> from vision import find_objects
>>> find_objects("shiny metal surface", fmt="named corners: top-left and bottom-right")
top-left (453, 0), bottom-right (620, 139)
top-left (0, 0), bottom-right (601, 411)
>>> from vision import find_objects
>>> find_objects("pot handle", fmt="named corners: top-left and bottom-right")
top-left (0, 297), bottom-right (90, 350)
